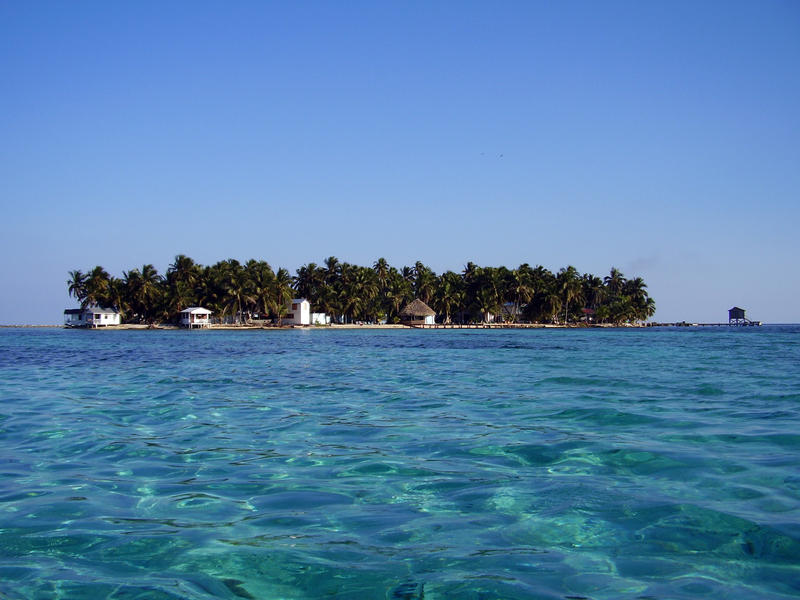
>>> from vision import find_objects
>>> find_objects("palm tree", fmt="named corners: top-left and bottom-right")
top-left (521, 265), bottom-right (555, 323)
top-left (139, 264), bottom-right (164, 324)
top-left (475, 285), bottom-right (499, 323)
top-left (166, 255), bottom-right (200, 314)
top-left (84, 266), bottom-right (111, 308)
top-left (544, 289), bottom-right (563, 324)
top-left (459, 263), bottom-right (479, 321)
top-left (247, 259), bottom-right (275, 319)
top-left (557, 266), bottom-right (583, 324)
top-left (609, 296), bottom-right (634, 324)
top-left (217, 259), bottom-right (254, 324)
top-left (642, 296), bottom-right (657, 321)
top-left (169, 281), bottom-right (195, 317)
top-left (67, 270), bottom-right (87, 305)
top-left (123, 264), bottom-right (163, 323)
top-left (386, 269), bottom-right (413, 321)
top-left (122, 268), bottom-right (142, 320)
top-left (373, 257), bottom-right (390, 291)
top-left (433, 271), bottom-right (464, 324)
top-left (401, 265), bottom-right (415, 283)
top-left (108, 277), bottom-right (127, 318)
top-left (623, 277), bottom-right (653, 322)
top-left (508, 265), bottom-right (534, 322)
top-left (462, 261), bottom-right (480, 283)
top-left (341, 267), bottom-right (379, 322)
top-left (168, 255), bottom-right (199, 287)
top-left (471, 267), bottom-right (503, 323)
top-left (623, 276), bottom-right (648, 299)
top-left (324, 256), bottom-right (341, 285)
top-left (272, 268), bottom-right (294, 325)
top-left (413, 261), bottom-right (436, 304)
top-left (359, 267), bottom-right (381, 320)
top-left (582, 274), bottom-right (605, 310)
top-left (604, 267), bottom-right (626, 297)
top-left (294, 262), bottom-right (322, 302)
top-left (371, 259), bottom-right (393, 318)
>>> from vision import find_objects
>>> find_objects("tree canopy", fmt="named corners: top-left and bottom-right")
top-left (67, 256), bottom-right (656, 325)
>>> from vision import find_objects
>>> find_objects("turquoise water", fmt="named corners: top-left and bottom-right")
top-left (1, 326), bottom-right (799, 599)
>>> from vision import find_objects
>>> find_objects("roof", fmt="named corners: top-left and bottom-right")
top-left (89, 307), bottom-right (119, 314)
top-left (65, 306), bottom-right (118, 314)
top-left (291, 298), bottom-right (309, 304)
top-left (399, 299), bottom-right (436, 317)
top-left (181, 307), bottom-right (213, 314)
top-left (729, 306), bottom-right (745, 312)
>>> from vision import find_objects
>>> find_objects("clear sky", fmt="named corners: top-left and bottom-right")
top-left (1, 1), bottom-right (798, 324)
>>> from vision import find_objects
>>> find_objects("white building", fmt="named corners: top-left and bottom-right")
top-left (311, 312), bottom-right (329, 325)
top-left (285, 298), bottom-right (311, 325)
top-left (64, 307), bottom-right (121, 328)
top-left (180, 307), bottom-right (213, 328)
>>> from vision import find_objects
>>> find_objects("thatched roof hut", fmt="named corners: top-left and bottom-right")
top-left (400, 299), bottom-right (436, 324)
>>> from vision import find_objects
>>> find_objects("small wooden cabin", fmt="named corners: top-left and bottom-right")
top-left (728, 306), bottom-right (746, 325)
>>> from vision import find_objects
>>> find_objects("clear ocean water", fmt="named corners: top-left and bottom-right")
top-left (1, 326), bottom-right (799, 600)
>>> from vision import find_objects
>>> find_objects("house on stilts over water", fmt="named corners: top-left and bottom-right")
top-left (728, 306), bottom-right (761, 326)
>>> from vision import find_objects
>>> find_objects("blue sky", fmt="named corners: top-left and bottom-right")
top-left (1, 1), bottom-right (798, 324)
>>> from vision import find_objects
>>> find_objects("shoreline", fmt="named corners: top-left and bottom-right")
top-left (2, 323), bottom-right (648, 330)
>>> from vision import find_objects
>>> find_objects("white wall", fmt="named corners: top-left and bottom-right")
top-left (286, 299), bottom-right (311, 325)
top-left (311, 313), bottom-right (329, 325)
top-left (87, 312), bottom-right (120, 326)
top-left (65, 310), bottom-right (119, 326)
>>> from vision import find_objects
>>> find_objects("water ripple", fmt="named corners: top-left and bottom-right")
top-left (1, 326), bottom-right (799, 599)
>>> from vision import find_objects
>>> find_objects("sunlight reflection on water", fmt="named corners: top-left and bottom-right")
top-left (1, 326), bottom-right (799, 599)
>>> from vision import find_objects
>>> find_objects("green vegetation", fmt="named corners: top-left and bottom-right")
top-left (67, 256), bottom-right (655, 325)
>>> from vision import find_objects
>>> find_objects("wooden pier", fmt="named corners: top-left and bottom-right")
top-left (649, 307), bottom-right (762, 327)
top-left (647, 321), bottom-right (762, 327)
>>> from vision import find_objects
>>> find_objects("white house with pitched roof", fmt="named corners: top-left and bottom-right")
top-left (64, 307), bottom-right (121, 328)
